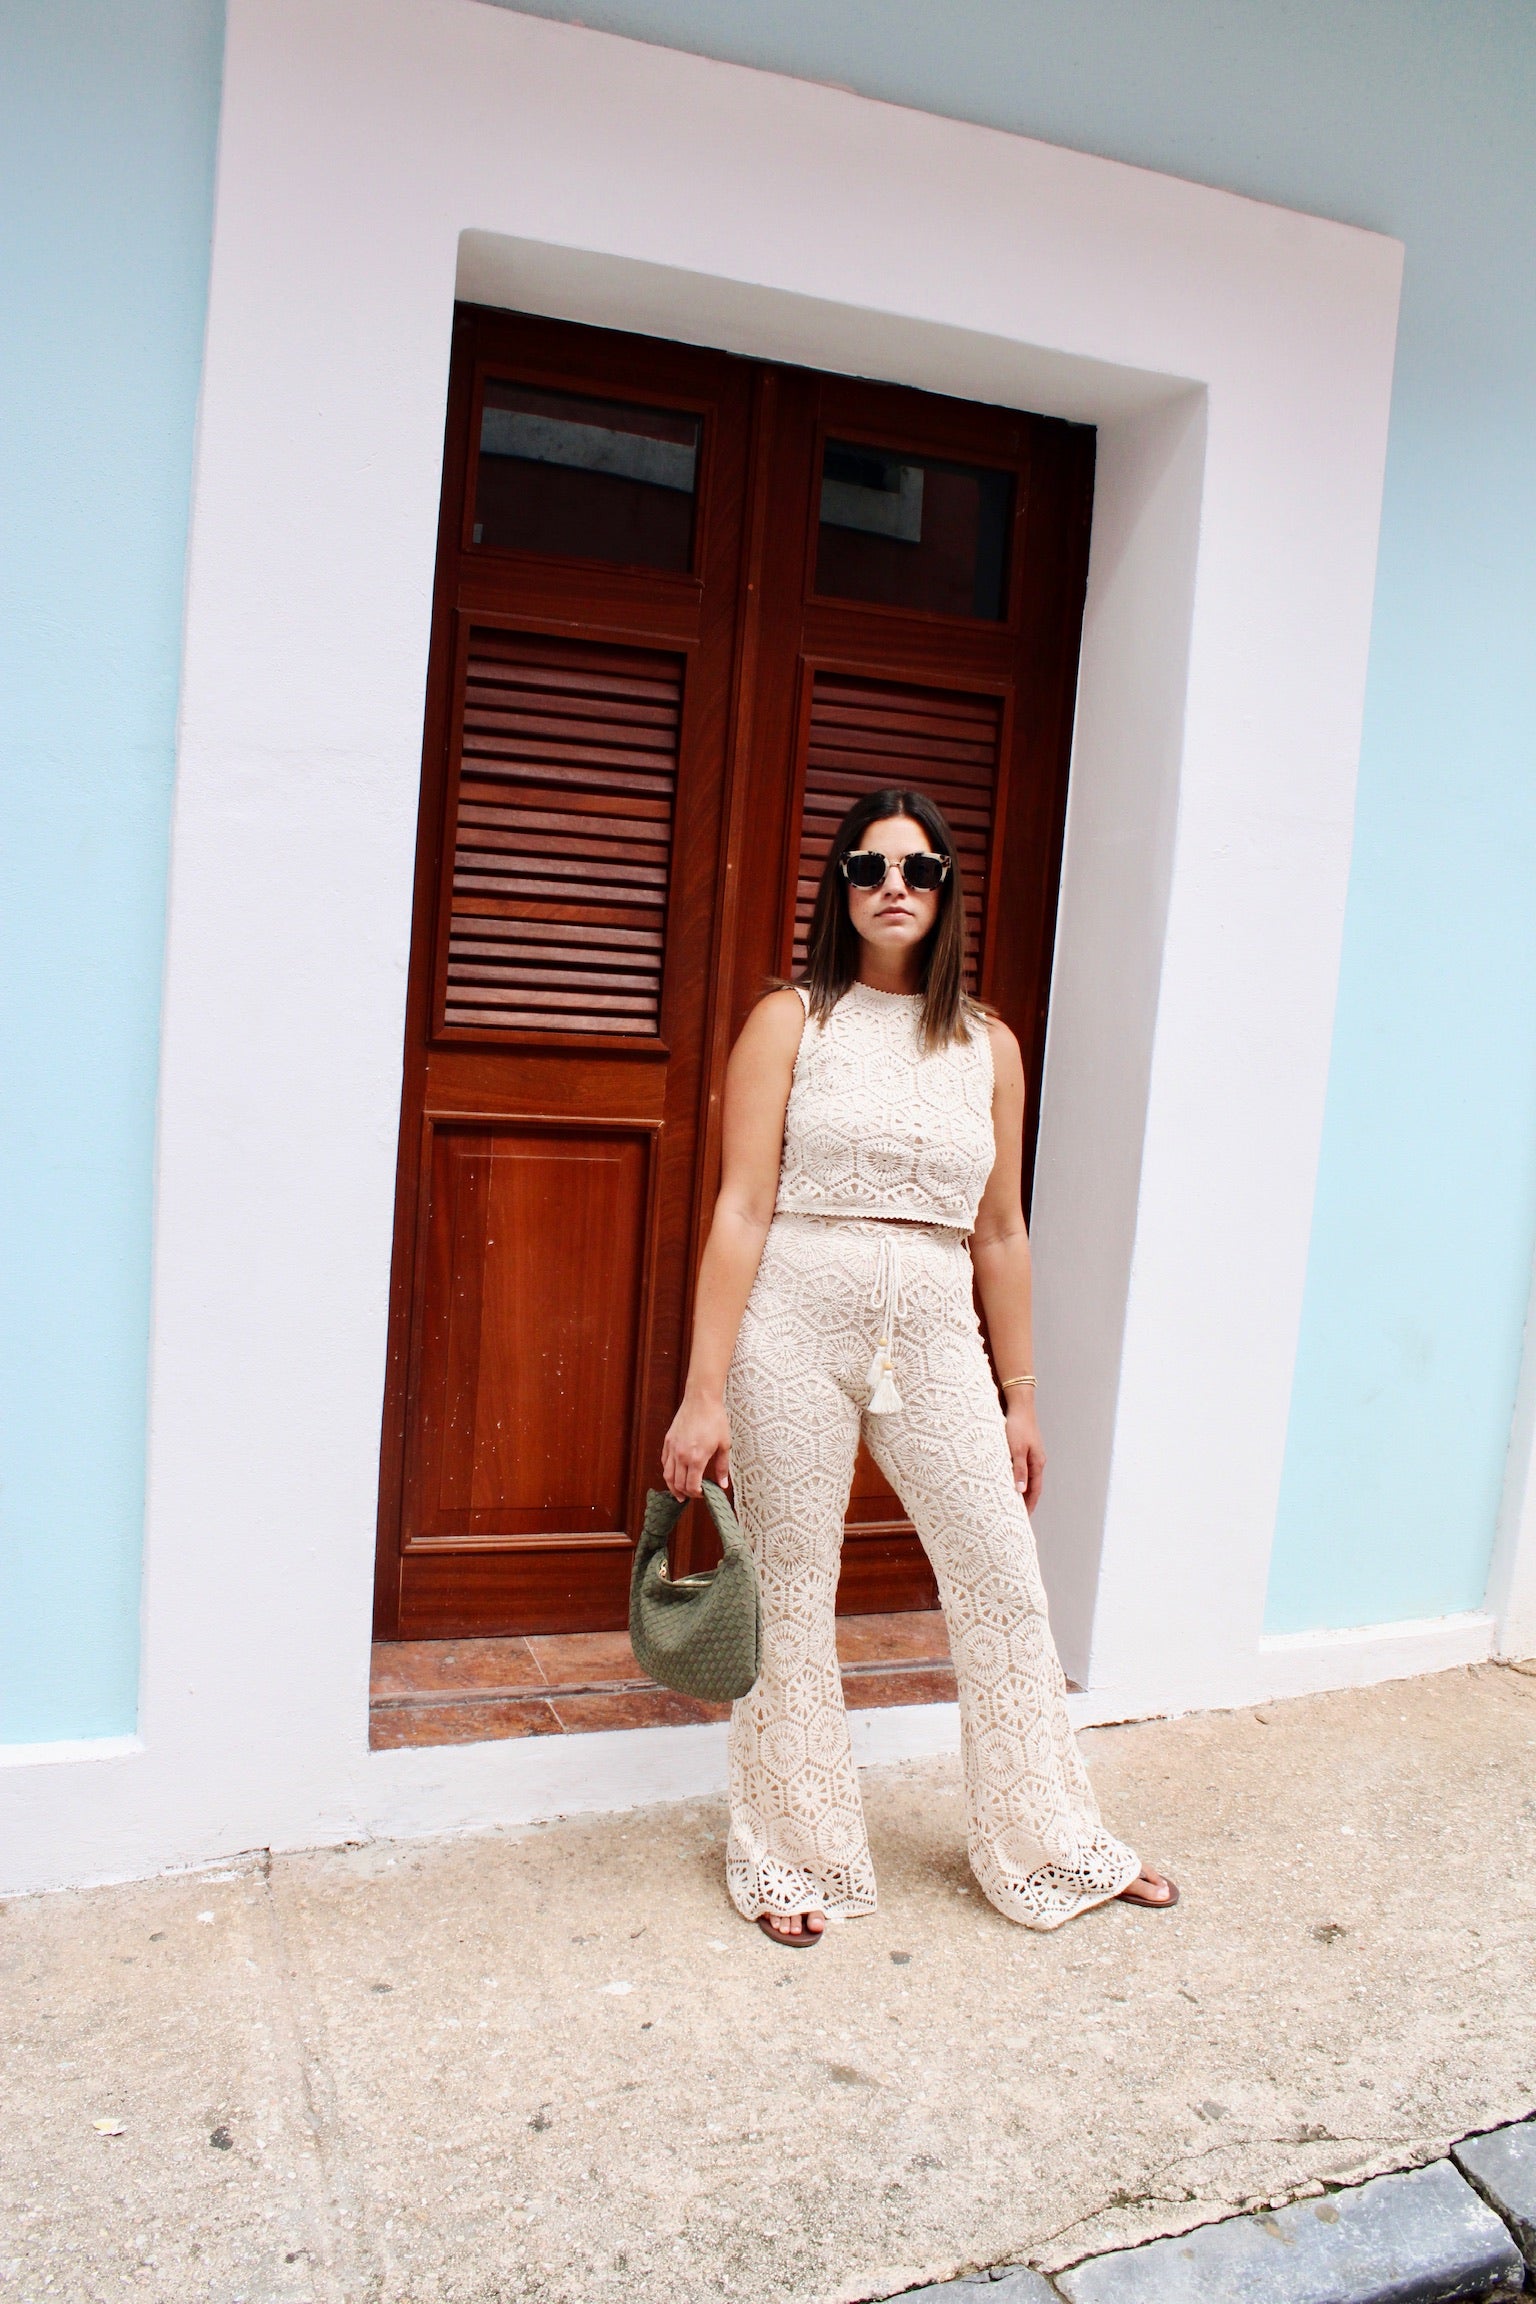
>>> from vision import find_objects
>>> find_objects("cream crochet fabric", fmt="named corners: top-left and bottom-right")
top-left (723, 984), bottom-right (1141, 1932)
top-left (775, 983), bottom-right (995, 1232)
top-left (726, 1218), bottom-right (1140, 1930)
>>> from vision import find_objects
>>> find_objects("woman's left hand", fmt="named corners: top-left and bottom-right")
top-left (1006, 1397), bottom-right (1046, 1514)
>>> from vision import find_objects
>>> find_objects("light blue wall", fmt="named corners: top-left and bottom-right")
top-left (493, 0), bottom-right (1536, 1631)
top-left (0, 1), bottom-right (223, 1739)
top-left (4, 5), bottom-right (1532, 1742)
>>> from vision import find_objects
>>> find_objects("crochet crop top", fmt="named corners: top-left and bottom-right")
top-left (774, 982), bottom-right (996, 1233)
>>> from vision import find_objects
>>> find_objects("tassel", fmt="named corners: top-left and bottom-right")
top-left (866, 1338), bottom-right (903, 1415)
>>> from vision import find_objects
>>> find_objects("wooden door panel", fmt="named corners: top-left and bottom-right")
top-left (396, 1540), bottom-right (633, 1640)
top-left (407, 1123), bottom-right (652, 1538)
top-left (377, 308), bottom-right (753, 1639)
top-left (840, 1445), bottom-right (941, 1612)
top-left (441, 629), bottom-right (683, 1037)
top-left (835, 1522), bottom-right (942, 1613)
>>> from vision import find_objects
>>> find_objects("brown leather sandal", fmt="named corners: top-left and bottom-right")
top-left (756, 1912), bottom-right (825, 1948)
top-left (1117, 1867), bottom-right (1179, 1909)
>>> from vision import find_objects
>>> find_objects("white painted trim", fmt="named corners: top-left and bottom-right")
top-left (1253, 1610), bottom-right (1495, 1698)
top-left (0, 1735), bottom-right (143, 1771)
top-left (1028, 387), bottom-right (1206, 1672)
top-left (1488, 1237), bottom-right (1536, 1659)
top-left (363, 1702), bottom-right (971, 1852)
top-left (358, 1720), bottom-right (731, 1846)
top-left (0, 0), bottom-right (1403, 1893)
top-left (1062, 1612), bottom-right (1497, 1724)
top-left (454, 232), bottom-right (1192, 427)
top-left (850, 1702), bottom-right (962, 1768)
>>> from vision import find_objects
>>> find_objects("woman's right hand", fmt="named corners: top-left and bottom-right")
top-left (661, 1391), bottom-right (732, 1501)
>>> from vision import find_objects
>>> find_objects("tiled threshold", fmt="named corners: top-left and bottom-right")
top-left (369, 1610), bottom-right (956, 1749)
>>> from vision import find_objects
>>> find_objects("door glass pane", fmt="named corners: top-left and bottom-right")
top-left (815, 440), bottom-right (1013, 619)
top-left (473, 381), bottom-right (700, 573)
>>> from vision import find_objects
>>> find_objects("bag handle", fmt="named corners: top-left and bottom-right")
top-left (636, 1478), bottom-right (745, 1570)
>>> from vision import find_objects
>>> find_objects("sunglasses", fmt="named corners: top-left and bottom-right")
top-left (839, 848), bottom-right (952, 894)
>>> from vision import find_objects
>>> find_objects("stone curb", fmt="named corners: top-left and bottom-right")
top-left (1053, 2161), bottom-right (1521, 2303)
top-left (884, 2116), bottom-right (1536, 2304)
top-left (1456, 2124), bottom-right (1536, 2271)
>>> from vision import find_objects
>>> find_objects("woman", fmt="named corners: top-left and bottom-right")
top-left (662, 789), bottom-right (1176, 1944)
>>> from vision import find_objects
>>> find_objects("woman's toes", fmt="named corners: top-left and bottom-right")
top-left (1121, 1866), bottom-right (1176, 1906)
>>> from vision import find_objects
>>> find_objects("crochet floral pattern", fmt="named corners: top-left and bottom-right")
top-left (725, 1215), bottom-right (1141, 1931)
top-left (776, 984), bottom-right (996, 1233)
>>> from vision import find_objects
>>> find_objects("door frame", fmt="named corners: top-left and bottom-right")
top-left (374, 314), bottom-right (1094, 1636)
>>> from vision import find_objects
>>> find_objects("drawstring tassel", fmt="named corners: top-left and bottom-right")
top-left (866, 1338), bottom-right (902, 1415)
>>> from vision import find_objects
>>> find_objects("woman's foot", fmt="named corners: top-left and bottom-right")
top-left (1117, 1864), bottom-right (1179, 1909)
top-left (757, 1909), bottom-right (826, 1945)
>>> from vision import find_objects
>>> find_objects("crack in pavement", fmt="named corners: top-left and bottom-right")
top-left (1026, 2128), bottom-right (1445, 2270)
top-left (254, 1853), bottom-right (391, 2304)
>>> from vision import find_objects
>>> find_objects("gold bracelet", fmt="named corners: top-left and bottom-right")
top-left (1000, 1374), bottom-right (1036, 1390)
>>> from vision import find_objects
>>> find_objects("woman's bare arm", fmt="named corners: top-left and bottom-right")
top-left (969, 1019), bottom-right (1047, 1512)
top-left (660, 987), bottom-right (806, 1499)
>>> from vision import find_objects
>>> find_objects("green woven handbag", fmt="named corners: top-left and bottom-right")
top-left (629, 1478), bottom-right (761, 1702)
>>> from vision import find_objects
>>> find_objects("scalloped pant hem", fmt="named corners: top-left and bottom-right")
top-left (724, 1844), bottom-right (878, 1925)
top-left (977, 1839), bottom-right (1145, 1932)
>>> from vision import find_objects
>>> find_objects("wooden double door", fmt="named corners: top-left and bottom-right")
top-left (374, 304), bottom-right (1094, 1640)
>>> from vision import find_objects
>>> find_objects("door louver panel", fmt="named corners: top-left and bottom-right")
top-left (442, 630), bottom-right (682, 1035)
top-left (791, 672), bottom-right (1003, 991)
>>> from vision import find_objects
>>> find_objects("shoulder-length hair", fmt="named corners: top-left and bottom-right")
top-left (800, 787), bottom-right (979, 1050)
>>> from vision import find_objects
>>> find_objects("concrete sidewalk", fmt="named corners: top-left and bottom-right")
top-left (3, 1661), bottom-right (1535, 2304)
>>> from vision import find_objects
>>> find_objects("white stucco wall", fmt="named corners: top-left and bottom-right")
top-left (0, 0), bottom-right (1410, 1893)
top-left (1487, 1243), bottom-right (1536, 1663)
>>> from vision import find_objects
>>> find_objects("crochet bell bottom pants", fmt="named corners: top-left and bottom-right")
top-left (723, 1213), bottom-right (1141, 1931)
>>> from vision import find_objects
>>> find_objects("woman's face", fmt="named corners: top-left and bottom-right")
top-left (844, 814), bottom-right (943, 961)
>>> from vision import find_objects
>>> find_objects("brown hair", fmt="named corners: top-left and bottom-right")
top-left (800, 788), bottom-right (979, 1050)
